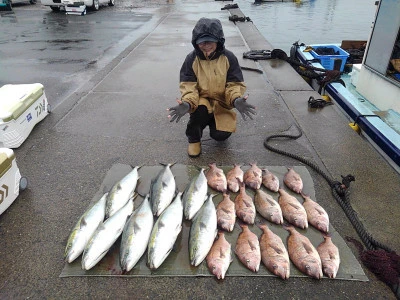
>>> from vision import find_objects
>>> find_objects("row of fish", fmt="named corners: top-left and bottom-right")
top-left (206, 162), bottom-right (302, 194)
top-left (205, 164), bottom-right (338, 279)
top-left (64, 163), bottom-right (215, 273)
top-left (65, 166), bottom-right (140, 268)
top-left (64, 163), bottom-right (339, 280)
top-left (207, 223), bottom-right (340, 280)
top-left (210, 164), bottom-right (329, 235)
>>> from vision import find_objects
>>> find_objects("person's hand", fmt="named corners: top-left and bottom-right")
top-left (167, 99), bottom-right (190, 123)
top-left (233, 95), bottom-right (256, 120)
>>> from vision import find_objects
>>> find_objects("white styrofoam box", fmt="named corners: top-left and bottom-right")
top-left (0, 148), bottom-right (22, 215)
top-left (0, 83), bottom-right (49, 148)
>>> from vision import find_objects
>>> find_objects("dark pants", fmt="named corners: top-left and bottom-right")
top-left (186, 105), bottom-right (232, 143)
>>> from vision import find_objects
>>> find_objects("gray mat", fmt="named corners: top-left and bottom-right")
top-left (60, 163), bottom-right (368, 281)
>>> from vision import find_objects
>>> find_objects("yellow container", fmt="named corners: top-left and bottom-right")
top-left (349, 122), bottom-right (361, 134)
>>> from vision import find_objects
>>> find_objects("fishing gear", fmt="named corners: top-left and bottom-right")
top-left (243, 50), bottom-right (272, 60)
top-left (229, 15), bottom-right (252, 24)
top-left (264, 48), bottom-right (347, 95)
top-left (221, 3), bottom-right (238, 9)
top-left (308, 96), bottom-right (333, 108)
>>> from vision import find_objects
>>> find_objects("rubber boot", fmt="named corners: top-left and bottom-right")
top-left (188, 142), bottom-right (201, 157)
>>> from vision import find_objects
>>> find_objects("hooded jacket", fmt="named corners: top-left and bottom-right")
top-left (179, 18), bottom-right (246, 132)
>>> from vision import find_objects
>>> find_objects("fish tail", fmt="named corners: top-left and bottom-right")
top-left (159, 162), bottom-right (177, 168)
top-left (129, 164), bottom-right (143, 170)
top-left (236, 177), bottom-right (244, 185)
top-left (193, 165), bottom-right (203, 171)
top-left (136, 191), bottom-right (147, 198)
top-left (322, 232), bottom-right (333, 239)
top-left (282, 222), bottom-right (294, 231)
top-left (237, 219), bottom-right (248, 229)
top-left (256, 222), bottom-right (267, 231)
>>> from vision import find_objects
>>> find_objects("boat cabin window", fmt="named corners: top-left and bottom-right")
top-left (364, 0), bottom-right (400, 85)
top-left (388, 29), bottom-right (400, 82)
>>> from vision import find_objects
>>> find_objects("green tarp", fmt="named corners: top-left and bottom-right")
top-left (60, 163), bottom-right (367, 281)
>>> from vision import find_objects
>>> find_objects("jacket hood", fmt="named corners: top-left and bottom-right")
top-left (191, 18), bottom-right (225, 53)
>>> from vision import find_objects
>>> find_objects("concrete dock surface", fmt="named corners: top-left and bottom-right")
top-left (1, 0), bottom-right (399, 299)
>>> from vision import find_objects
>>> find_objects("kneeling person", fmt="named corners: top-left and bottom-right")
top-left (167, 17), bottom-right (256, 157)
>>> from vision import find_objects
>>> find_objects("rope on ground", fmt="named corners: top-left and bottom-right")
top-left (264, 124), bottom-right (400, 298)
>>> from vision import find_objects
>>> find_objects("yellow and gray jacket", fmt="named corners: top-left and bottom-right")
top-left (179, 18), bottom-right (246, 132)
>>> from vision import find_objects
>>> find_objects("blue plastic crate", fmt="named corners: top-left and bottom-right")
top-left (310, 44), bottom-right (349, 72)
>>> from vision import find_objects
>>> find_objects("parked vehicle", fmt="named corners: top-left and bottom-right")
top-left (0, 0), bottom-right (36, 10)
top-left (40, 0), bottom-right (114, 11)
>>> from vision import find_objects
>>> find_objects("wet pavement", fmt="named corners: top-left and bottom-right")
top-left (1, 0), bottom-right (400, 299)
top-left (0, 2), bottom-right (171, 108)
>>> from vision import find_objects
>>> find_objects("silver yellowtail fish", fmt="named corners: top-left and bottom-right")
top-left (105, 166), bottom-right (140, 219)
top-left (147, 192), bottom-right (183, 269)
top-left (150, 163), bottom-right (176, 216)
top-left (189, 194), bottom-right (218, 267)
top-left (82, 198), bottom-right (134, 271)
top-left (183, 168), bottom-right (208, 220)
top-left (120, 194), bottom-right (154, 272)
top-left (64, 192), bottom-right (107, 263)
